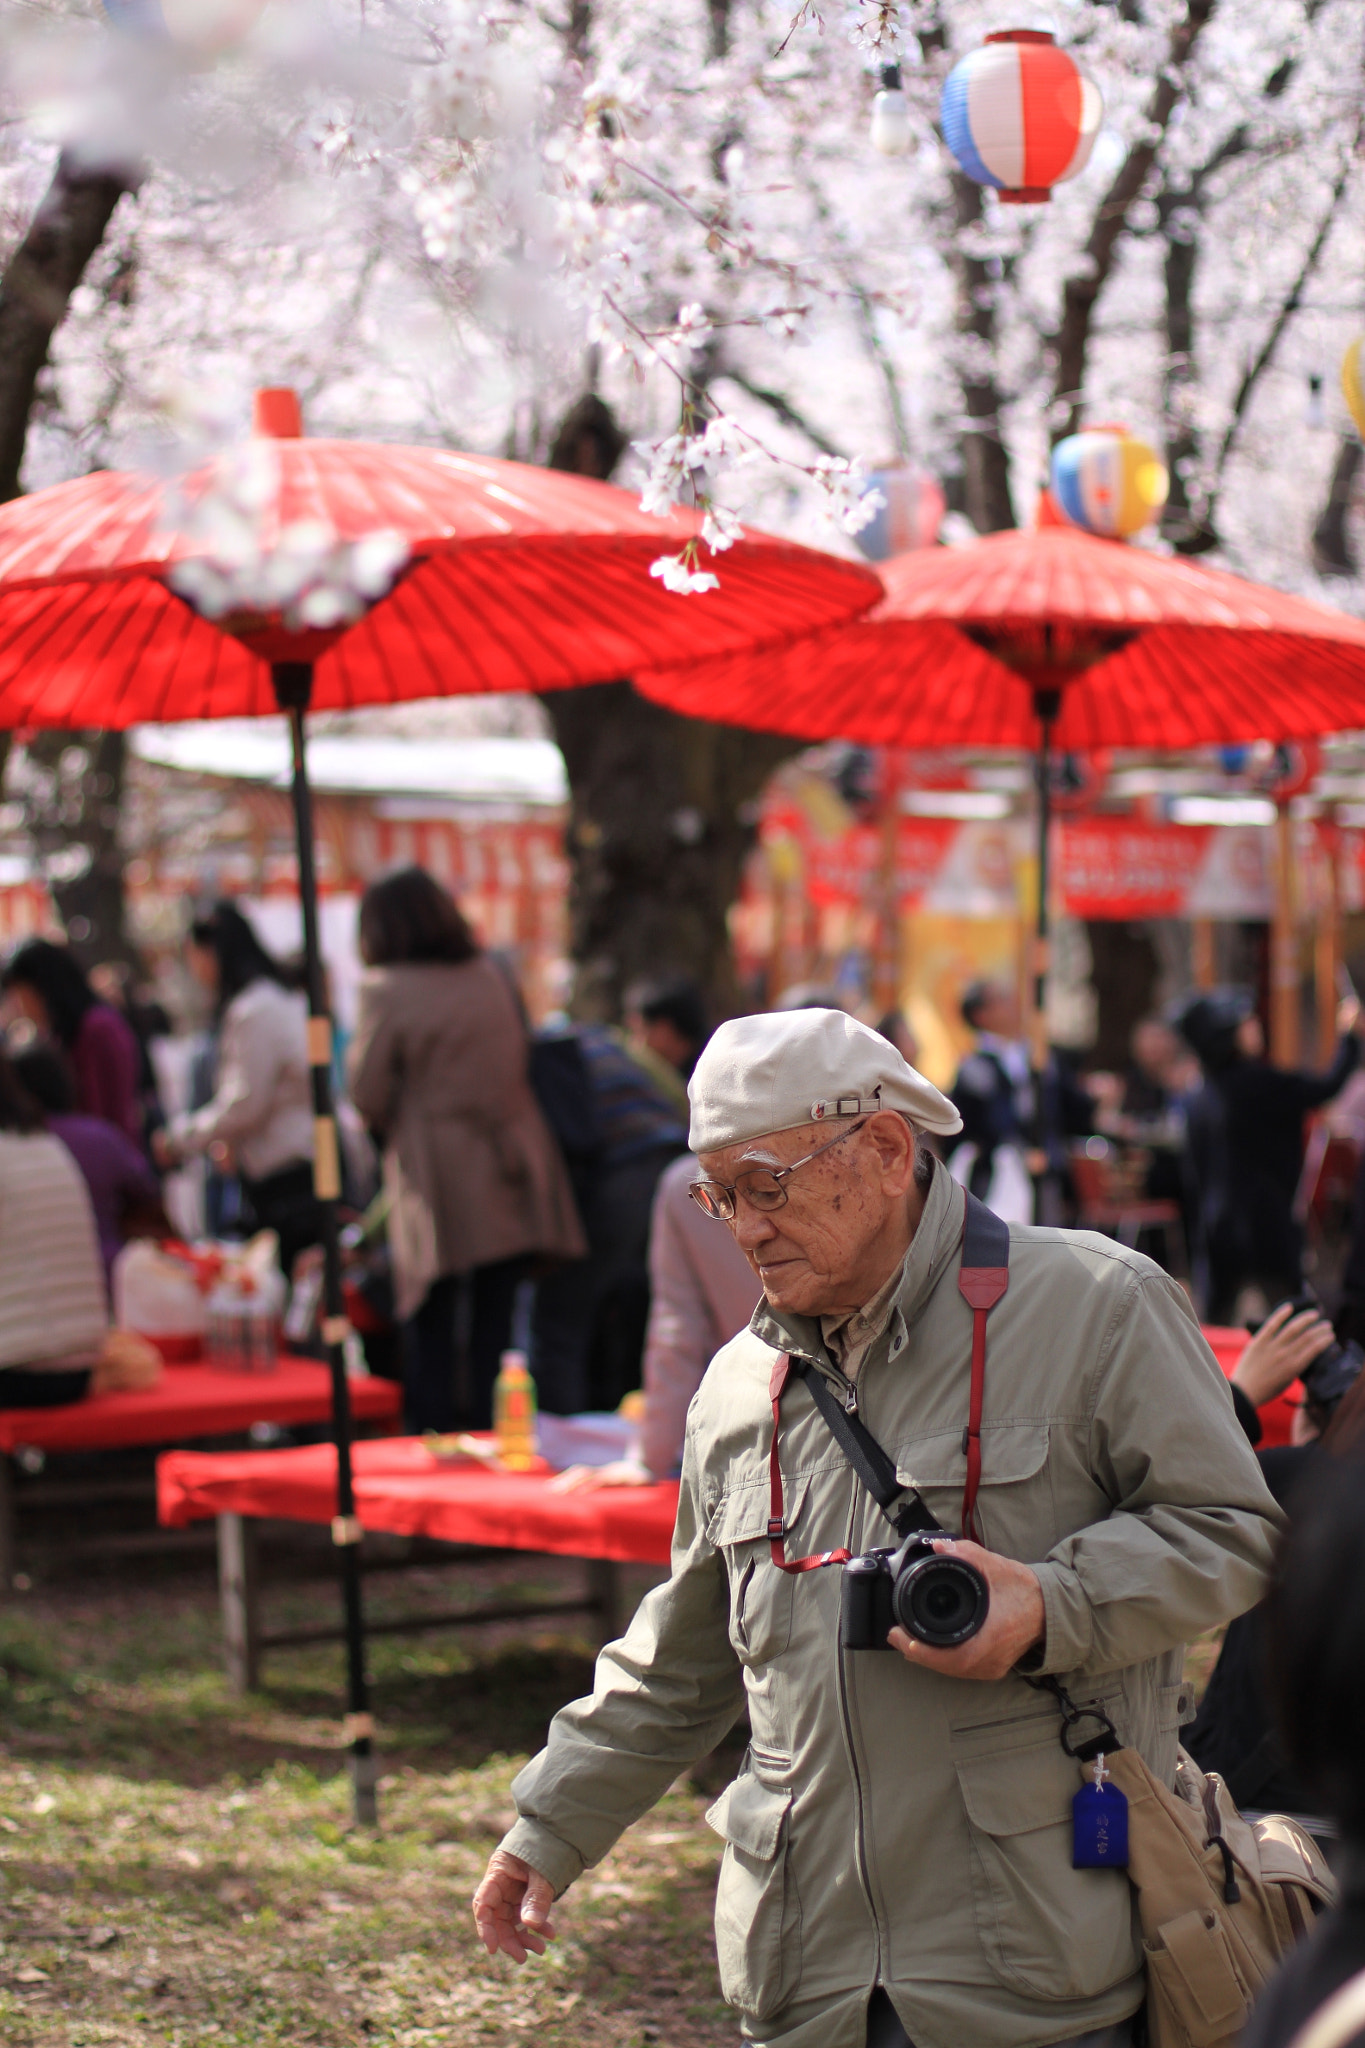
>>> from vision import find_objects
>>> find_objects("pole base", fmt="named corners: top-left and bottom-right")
top-left (349, 1745), bottom-right (380, 1829)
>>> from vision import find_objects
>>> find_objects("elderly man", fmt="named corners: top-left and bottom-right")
top-left (474, 1010), bottom-right (1280, 2048)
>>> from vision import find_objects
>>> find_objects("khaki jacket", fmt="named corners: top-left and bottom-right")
top-left (501, 1159), bottom-right (1281, 2048)
top-left (347, 958), bottom-right (586, 1319)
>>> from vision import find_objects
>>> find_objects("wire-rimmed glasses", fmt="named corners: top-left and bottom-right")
top-left (688, 1119), bottom-right (868, 1221)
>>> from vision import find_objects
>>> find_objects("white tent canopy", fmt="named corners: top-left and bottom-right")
top-left (131, 720), bottom-right (568, 808)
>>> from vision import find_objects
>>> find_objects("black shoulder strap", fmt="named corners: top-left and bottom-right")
top-left (962, 1188), bottom-right (1010, 1271)
top-left (791, 1360), bottom-right (939, 1538)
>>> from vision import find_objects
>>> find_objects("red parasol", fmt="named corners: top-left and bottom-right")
top-left (636, 521), bottom-right (1365, 751)
top-left (0, 391), bottom-right (880, 1821)
top-left (0, 409), bottom-right (879, 728)
top-left (638, 519), bottom-right (1365, 1165)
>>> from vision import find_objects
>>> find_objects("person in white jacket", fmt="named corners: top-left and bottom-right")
top-left (156, 902), bottom-right (322, 1278)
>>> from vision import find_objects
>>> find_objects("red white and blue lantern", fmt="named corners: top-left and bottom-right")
top-left (940, 30), bottom-right (1102, 205)
top-left (855, 468), bottom-right (946, 562)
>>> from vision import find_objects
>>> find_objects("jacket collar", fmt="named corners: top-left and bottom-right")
top-left (749, 1153), bottom-right (967, 1374)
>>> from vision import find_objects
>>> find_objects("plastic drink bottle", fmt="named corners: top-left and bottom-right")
top-left (493, 1351), bottom-right (538, 1470)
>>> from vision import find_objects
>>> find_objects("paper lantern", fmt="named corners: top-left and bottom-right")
top-left (855, 467), bottom-right (946, 561)
top-left (940, 29), bottom-right (1102, 204)
top-left (1343, 339), bottom-right (1365, 439)
top-left (102, 0), bottom-right (264, 50)
top-left (1050, 428), bottom-right (1168, 539)
top-left (870, 63), bottom-right (913, 156)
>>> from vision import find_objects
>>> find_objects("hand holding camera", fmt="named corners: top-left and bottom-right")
top-left (842, 1530), bottom-right (1045, 1681)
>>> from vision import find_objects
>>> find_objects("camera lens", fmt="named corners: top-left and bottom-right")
top-left (892, 1555), bottom-right (990, 1648)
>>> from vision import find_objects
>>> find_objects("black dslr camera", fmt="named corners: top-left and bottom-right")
top-left (840, 1529), bottom-right (990, 1651)
top-left (1284, 1291), bottom-right (1365, 1422)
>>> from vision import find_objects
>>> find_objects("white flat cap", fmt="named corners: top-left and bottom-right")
top-left (688, 1007), bottom-right (963, 1153)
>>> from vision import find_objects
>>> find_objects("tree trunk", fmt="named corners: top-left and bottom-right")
top-left (540, 684), bottom-right (798, 1020)
top-left (1312, 438), bottom-right (1362, 577)
top-left (0, 153), bottom-right (141, 959)
top-left (1050, 0), bottom-right (1216, 442)
top-left (13, 730), bottom-right (138, 968)
top-left (948, 172), bottom-right (1016, 532)
top-left (1158, 198), bottom-right (1215, 552)
top-left (0, 151), bottom-right (138, 503)
top-left (540, 383), bottom-right (801, 1022)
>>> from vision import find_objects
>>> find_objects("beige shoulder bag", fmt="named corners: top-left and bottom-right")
top-left (1104, 1744), bottom-right (1336, 2048)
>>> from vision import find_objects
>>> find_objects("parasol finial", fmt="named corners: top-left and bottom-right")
top-left (253, 387), bottom-right (303, 438)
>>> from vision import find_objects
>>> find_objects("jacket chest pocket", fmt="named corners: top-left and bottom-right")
top-left (708, 1481), bottom-right (809, 1667)
top-left (896, 1422), bottom-right (1051, 1548)
top-left (706, 1765), bottom-right (802, 2021)
top-left (955, 1738), bottom-right (1139, 2002)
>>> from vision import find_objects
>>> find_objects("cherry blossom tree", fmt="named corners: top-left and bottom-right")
top-left (1, 0), bottom-right (1363, 998)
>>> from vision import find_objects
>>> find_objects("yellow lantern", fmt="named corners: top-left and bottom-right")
top-left (1342, 339), bottom-right (1365, 439)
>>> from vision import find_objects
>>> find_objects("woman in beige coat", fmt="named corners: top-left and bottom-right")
top-left (348, 868), bottom-right (585, 1432)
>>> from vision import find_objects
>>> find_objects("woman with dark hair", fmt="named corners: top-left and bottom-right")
top-left (0, 1048), bottom-right (107, 1406)
top-left (357, 867), bottom-right (479, 971)
top-left (156, 902), bottom-right (323, 1277)
top-left (0, 938), bottom-right (142, 1143)
top-left (348, 867), bottom-right (585, 1432)
top-left (12, 1043), bottom-right (165, 1288)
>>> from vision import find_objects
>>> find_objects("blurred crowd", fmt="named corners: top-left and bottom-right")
top-left (7, 879), bottom-right (1365, 2038)
top-left (5, 877), bottom-right (1365, 1467)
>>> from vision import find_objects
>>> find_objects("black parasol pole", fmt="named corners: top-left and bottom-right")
top-left (1030, 684), bottom-right (1062, 1211)
top-left (272, 660), bottom-right (377, 1828)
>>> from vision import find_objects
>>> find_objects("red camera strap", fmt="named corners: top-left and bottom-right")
top-left (766, 1190), bottom-right (1010, 1571)
top-left (957, 1190), bottom-right (1010, 1543)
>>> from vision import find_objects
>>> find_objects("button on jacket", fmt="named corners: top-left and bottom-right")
top-left (500, 1157), bottom-right (1281, 2048)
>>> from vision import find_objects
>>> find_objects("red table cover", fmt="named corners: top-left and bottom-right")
top-left (155, 1325), bottom-right (1287, 1558)
top-left (1202, 1325), bottom-right (1297, 1449)
top-left (157, 1437), bottom-right (681, 1567)
top-left (0, 1362), bottom-right (400, 1454)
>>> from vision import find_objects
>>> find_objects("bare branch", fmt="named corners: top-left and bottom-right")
top-left (717, 369), bottom-right (846, 459)
top-left (1050, 0), bottom-right (1217, 443)
top-left (1205, 118), bottom-right (1360, 525)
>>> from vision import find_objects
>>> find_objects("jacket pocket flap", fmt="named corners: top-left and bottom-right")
top-left (956, 1746), bottom-right (1076, 1837)
top-left (707, 1476), bottom-right (809, 1548)
top-left (706, 1772), bottom-right (792, 1859)
top-left (896, 1422), bottom-right (1049, 1493)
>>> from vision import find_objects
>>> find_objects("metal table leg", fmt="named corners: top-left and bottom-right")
top-left (219, 1513), bottom-right (261, 1694)
top-left (0, 1457), bottom-right (14, 1592)
top-left (586, 1558), bottom-right (624, 1646)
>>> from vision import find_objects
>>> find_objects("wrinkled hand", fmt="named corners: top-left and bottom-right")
top-left (889, 1539), bottom-right (1045, 1682)
top-left (1233, 1301), bottom-right (1335, 1407)
top-left (548, 1459), bottom-right (651, 1494)
top-left (473, 1849), bottom-right (557, 1964)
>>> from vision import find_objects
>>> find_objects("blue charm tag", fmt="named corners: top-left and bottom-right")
top-left (1072, 1755), bottom-right (1129, 1869)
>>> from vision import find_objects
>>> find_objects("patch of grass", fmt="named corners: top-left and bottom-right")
top-left (0, 1537), bottom-right (1218, 2046)
top-left (0, 1556), bottom-right (736, 2046)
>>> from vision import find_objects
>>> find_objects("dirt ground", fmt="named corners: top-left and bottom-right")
top-left (0, 1533), bottom-right (741, 2048)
